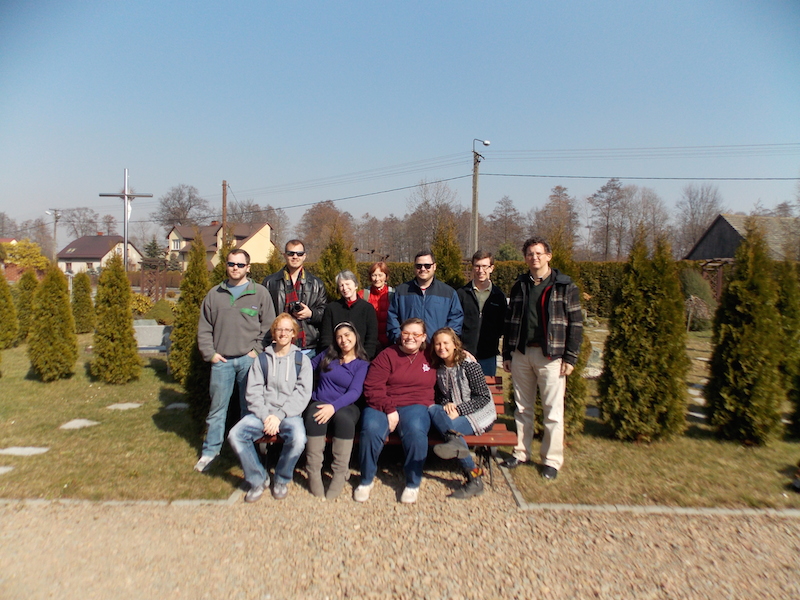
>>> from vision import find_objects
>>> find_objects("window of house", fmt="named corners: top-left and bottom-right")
top-left (171, 240), bottom-right (180, 250)
top-left (65, 263), bottom-right (72, 272)
top-left (86, 262), bottom-right (93, 270)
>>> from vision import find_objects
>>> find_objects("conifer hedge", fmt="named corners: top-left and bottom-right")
top-left (431, 221), bottom-right (466, 289)
top-left (599, 236), bottom-right (689, 441)
top-left (775, 260), bottom-right (800, 438)
top-left (13, 269), bottom-right (39, 345)
top-left (90, 253), bottom-right (141, 384)
top-left (28, 267), bottom-right (77, 381)
top-left (71, 272), bottom-right (95, 334)
top-left (0, 270), bottom-right (18, 349)
top-left (705, 223), bottom-right (784, 444)
top-left (315, 223), bottom-right (357, 299)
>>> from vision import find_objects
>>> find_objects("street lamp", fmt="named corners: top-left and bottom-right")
top-left (470, 139), bottom-right (490, 255)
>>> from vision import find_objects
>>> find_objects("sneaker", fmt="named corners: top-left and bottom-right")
top-left (272, 482), bottom-right (289, 500)
top-left (244, 481), bottom-right (267, 503)
top-left (541, 465), bottom-right (558, 480)
top-left (400, 486), bottom-right (419, 504)
top-left (353, 482), bottom-right (374, 502)
top-left (193, 455), bottom-right (215, 473)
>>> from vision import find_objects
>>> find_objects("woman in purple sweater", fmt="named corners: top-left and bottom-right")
top-left (304, 322), bottom-right (370, 500)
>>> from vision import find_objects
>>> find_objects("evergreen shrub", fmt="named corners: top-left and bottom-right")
top-left (0, 270), bottom-right (18, 349)
top-left (14, 269), bottom-right (39, 345)
top-left (131, 293), bottom-right (155, 316)
top-left (431, 221), bottom-right (466, 289)
top-left (144, 299), bottom-right (176, 326)
top-left (775, 260), bottom-right (800, 438)
top-left (28, 267), bottom-right (77, 381)
top-left (90, 253), bottom-right (141, 384)
top-left (316, 223), bottom-right (357, 299)
top-left (71, 272), bottom-right (95, 334)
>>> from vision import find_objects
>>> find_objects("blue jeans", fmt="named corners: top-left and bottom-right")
top-left (202, 354), bottom-right (254, 458)
top-left (477, 356), bottom-right (497, 377)
top-left (359, 405), bottom-right (430, 489)
top-left (228, 414), bottom-right (307, 487)
top-left (428, 404), bottom-right (476, 471)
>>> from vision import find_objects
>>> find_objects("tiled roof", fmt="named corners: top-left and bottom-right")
top-left (57, 235), bottom-right (141, 260)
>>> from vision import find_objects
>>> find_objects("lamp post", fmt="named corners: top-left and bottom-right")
top-left (99, 169), bottom-right (152, 271)
top-left (44, 209), bottom-right (62, 263)
top-left (470, 139), bottom-right (490, 255)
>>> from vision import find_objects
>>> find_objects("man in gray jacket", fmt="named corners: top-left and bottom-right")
top-left (194, 249), bottom-right (276, 473)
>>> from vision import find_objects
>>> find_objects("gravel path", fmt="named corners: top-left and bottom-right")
top-left (1, 464), bottom-right (799, 600)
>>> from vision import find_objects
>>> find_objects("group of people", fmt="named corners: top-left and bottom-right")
top-left (193, 235), bottom-right (583, 504)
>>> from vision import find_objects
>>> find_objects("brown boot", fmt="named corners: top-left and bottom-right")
top-left (326, 437), bottom-right (354, 500)
top-left (304, 436), bottom-right (326, 498)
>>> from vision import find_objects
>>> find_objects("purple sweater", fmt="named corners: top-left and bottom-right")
top-left (310, 353), bottom-right (369, 412)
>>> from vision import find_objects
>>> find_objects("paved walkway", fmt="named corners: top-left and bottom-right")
top-left (1, 465), bottom-right (799, 599)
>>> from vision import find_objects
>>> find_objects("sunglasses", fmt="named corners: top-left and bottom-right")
top-left (414, 263), bottom-right (434, 270)
top-left (285, 251), bottom-right (306, 257)
top-left (226, 262), bottom-right (248, 268)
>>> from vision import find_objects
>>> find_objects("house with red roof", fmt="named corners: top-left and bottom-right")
top-left (57, 234), bottom-right (143, 274)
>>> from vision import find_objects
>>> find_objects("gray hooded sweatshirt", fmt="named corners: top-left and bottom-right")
top-left (245, 343), bottom-right (312, 422)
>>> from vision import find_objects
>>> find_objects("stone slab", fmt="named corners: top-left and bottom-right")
top-left (0, 447), bottom-right (50, 456)
top-left (164, 402), bottom-right (189, 410)
top-left (0, 466), bottom-right (15, 475)
top-left (59, 419), bottom-right (100, 430)
top-left (106, 403), bottom-right (142, 410)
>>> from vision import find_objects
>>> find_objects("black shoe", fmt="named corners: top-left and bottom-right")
top-left (433, 433), bottom-right (470, 460)
top-left (541, 465), bottom-right (558, 480)
top-left (449, 469), bottom-right (484, 500)
top-left (500, 457), bottom-right (524, 469)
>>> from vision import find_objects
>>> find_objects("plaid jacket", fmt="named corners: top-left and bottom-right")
top-left (502, 269), bottom-right (583, 365)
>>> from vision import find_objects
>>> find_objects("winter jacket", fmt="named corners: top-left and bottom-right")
top-left (245, 343), bottom-right (312, 421)
top-left (457, 282), bottom-right (507, 359)
top-left (386, 277), bottom-right (463, 343)
top-left (262, 267), bottom-right (328, 350)
top-left (319, 297), bottom-right (379, 359)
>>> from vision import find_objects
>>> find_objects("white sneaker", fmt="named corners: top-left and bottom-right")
top-left (353, 482), bottom-right (374, 502)
top-left (193, 455), bottom-right (215, 472)
top-left (400, 486), bottom-right (419, 504)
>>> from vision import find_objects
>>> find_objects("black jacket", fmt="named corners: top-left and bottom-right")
top-left (262, 268), bottom-right (328, 350)
top-left (319, 297), bottom-right (379, 359)
top-left (456, 282), bottom-right (507, 359)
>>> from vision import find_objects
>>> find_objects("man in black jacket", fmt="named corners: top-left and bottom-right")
top-left (457, 250), bottom-right (506, 376)
top-left (262, 239), bottom-right (328, 358)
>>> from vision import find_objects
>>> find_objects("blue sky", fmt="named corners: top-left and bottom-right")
top-left (1, 0), bottom-right (798, 247)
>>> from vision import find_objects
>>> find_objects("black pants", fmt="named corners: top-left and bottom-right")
top-left (303, 402), bottom-right (360, 439)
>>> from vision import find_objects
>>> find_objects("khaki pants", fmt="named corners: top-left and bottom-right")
top-left (510, 347), bottom-right (565, 469)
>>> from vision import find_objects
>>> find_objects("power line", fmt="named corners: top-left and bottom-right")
top-left (484, 173), bottom-right (800, 181)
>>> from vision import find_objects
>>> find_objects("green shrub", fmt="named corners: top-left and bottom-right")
top-left (775, 260), bottom-right (800, 438)
top-left (0, 270), bottom-right (18, 349)
top-left (90, 253), bottom-right (141, 384)
top-left (13, 269), bottom-right (38, 345)
top-left (705, 222), bottom-right (784, 444)
top-left (431, 220), bottom-right (466, 289)
top-left (315, 223), bottom-right (357, 299)
top-left (599, 236), bottom-right (689, 441)
top-left (28, 267), bottom-right (77, 381)
top-left (143, 299), bottom-right (176, 326)
top-left (131, 292), bottom-right (155, 316)
top-left (71, 272), bottom-right (95, 334)
top-left (679, 268), bottom-right (716, 331)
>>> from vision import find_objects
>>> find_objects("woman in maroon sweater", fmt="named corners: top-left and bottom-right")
top-left (354, 317), bottom-right (436, 505)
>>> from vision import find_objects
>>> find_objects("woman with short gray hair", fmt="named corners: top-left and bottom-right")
top-left (318, 270), bottom-right (379, 359)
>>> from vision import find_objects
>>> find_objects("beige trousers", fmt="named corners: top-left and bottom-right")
top-left (510, 347), bottom-right (565, 469)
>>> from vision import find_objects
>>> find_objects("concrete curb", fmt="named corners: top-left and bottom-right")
top-left (497, 463), bottom-right (800, 517)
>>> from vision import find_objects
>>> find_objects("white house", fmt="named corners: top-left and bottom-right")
top-left (57, 234), bottom-right (143, 274)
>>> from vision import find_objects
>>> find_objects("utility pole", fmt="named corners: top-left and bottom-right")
top-left (222, 180), bottom-right (228, 246)
top-left (45, 209), bottom-right (62, 262)
top-left (99, 169), bottom-right (152, 271)
top-left (470, 139), bottom-right (490, 255)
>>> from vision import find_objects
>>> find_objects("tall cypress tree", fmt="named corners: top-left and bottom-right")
top-left (775, 260), bottom-right (800, 437)
top-left (90, 253), bottom-right (141, 383)
top-left (316, 222), bottom-right (357, 298)
top-left (431, 219), bottom-right (465, 289)
top-left (0, 270), bottom-right (18, 349)
top-left (28, 267), bottom-right (77, 381)
top-left (13, 269), bottom-right (39, 346)
top-left (599, 234), bottom-right (689, 441)
top-left (71, 271), bottom-right (95, 334)
top-left (705, 222), bottom-right (784, 444)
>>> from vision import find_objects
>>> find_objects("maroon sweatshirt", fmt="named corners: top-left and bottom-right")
top-left (364, 345), bottom-right (436, 413)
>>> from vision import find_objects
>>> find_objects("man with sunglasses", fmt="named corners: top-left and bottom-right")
top-left (194, 249), bottom-right (275, 472)
top-left (262, 239), bottom-right (328, 357)
top-left (386, 250), bottom-right (463, 344)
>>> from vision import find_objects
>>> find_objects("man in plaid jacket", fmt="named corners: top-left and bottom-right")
top-left (501, 236), bottom-right (583, 480)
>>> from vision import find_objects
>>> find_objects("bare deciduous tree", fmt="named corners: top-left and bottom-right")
top-left (295, 200), bottom-right (354, 261)
top-left (588, 178), bottom-right (625, 261)
top-left (101, 214), bottom-right (118, 235)
top-left (674, 183), bottom-right (726, 258)
top-left (63, 207), bottom-right (100, 238)
top-left (531, 186), bottom-right (581, 256)
top-left (150, 184), bottom-right (211, 232)
top-left (484, 196), bottom-right (524, 253)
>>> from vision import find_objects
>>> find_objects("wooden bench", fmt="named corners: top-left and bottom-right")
top-left (256, 375), bottom-right (517, 488)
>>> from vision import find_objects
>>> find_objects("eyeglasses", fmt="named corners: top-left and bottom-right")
top-left (400, 330), bottom-right (425, 339)
top-left (226, 262), bottom-right (247, 268)
top-left (473, 264), bottom-right (493, 270)
top-left (525, 252), bottom-right (549, 259)
top-left (414, 263), bottom-right (433, 270)
top-left (285, 251), bottom-right (306, 257)
top-left (274, 328), bottom-right (294, 334)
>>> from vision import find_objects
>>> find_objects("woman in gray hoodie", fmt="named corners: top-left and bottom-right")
top-left (228, 313), bottom-right (312, 502)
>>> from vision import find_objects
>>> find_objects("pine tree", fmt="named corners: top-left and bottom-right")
top-left (169, 234), bottom-right (210, 387)
top-left (0, 270), bottom-right (18, 349)
top-left (599, 234), bottom-right (689, 441)
top-left (13, 269), bottom-right (38, 346)
top-left (144, 236), bottom-right (164, 259)
top-left (167, 252), bottom-right (182, 271)
top-left (774, 260), bottom-right (800, 437)
top-left (265, 244), bottom-right (285, 275)
top-left (90, 253), bottom-right (141, 383)
top-left (431, 219), bottom-right (465, 289)
top-left (71, 272), bottom-right (95, 334)
top-left (316, 222), bottom-right (357, 298)
top-left (28, 267), bottom-right (77, 381)
top-left (210, 243), bottom-right (234, 287)
top-left (705, 222), bottom-right (784, 444)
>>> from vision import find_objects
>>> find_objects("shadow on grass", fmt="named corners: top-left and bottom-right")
top-left (145, 357), bottom-right (173, 383)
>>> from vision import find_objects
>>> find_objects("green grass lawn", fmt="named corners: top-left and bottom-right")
top-left (0, 336), bottom-right (243, 500)
top-left (2, 330), bottom-right (799, 507)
